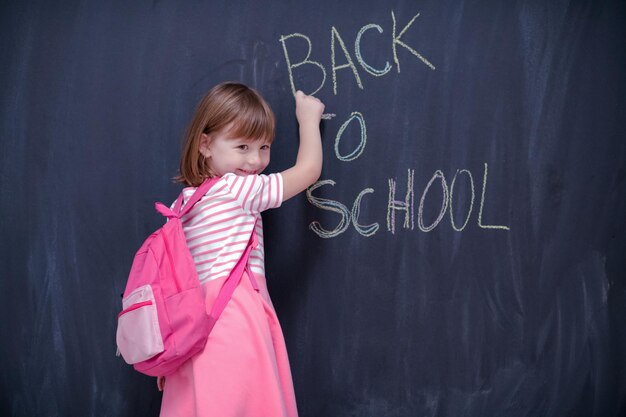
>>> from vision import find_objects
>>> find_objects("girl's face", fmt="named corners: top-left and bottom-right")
top-left (200, 128), bottom-right (271, 177)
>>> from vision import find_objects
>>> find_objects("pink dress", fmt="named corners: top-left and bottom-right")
top-left (159, 174), bottom-right (298, 417)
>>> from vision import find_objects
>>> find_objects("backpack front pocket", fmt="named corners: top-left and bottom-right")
top-left (116, 284), bottom-right (164, 364)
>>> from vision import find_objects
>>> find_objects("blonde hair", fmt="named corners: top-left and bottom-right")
top-left (174, 82), bottom-right (276, 186)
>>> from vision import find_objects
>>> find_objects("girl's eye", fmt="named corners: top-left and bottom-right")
top-left (237, 144), bottom-right (248, 150)
top-left (261, 144), bottom-right (270, 150)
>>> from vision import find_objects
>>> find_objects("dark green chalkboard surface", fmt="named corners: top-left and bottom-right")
top-left (1, 1), bottom-right (625, 416)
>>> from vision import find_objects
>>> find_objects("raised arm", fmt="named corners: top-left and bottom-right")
top-left (281, 91), bottom-right (325, 201)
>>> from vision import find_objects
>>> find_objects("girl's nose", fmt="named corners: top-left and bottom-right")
top-left (248, 152), bottom-right (261, 165)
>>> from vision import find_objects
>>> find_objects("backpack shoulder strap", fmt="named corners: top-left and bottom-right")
top-left (205, 218), bottom-right (259, 333)
top-left (174, 177), bottom-right (220, 217)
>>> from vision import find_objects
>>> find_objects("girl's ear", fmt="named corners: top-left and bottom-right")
top-left (199, 133), bottom-right (211, 158)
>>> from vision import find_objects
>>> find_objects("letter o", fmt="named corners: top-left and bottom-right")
top-left (449, 169), bottom-right (475, 231)
top-left (418, 170), bottom-right (449, 232)
top-left (334, 111), bottom-right (367, 162)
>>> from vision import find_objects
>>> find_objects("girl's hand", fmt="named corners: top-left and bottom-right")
top-left (157, 376), bottom-right (166, 391)
top-left (295, 91), bottom-right (325, 126)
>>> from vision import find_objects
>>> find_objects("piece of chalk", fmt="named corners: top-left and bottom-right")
top-left (321, 113), bottom-right (336, 120)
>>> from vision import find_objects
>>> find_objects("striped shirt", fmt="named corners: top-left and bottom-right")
top-left (175, 173), bottom-right (283, 284)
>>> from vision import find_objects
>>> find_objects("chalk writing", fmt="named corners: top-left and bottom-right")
top-left (306, 180), bottom-right (350, 238)
top-left (306, 164), bottom-right (509, 238)
top-left (279, 9), bottom-right (435, 96)
top-left (280, 10), bottom-right (509, 237)
top-left (306, 181), bottom-right (379, 238)
top-left (387, 169), bottom-right (415, 234)
top-left (418, 170), bottom-right (449, 232)
top-left (334, 111), bottom-right (367, 162)
top-left (391, 11), bottom-right (436, 72)
top-left (331, 26), bottom-right (364, 95)
top-left (478, 163), bottom-right (510, 230)
top-left (449, 169), bottom-right (475, 231)
top-left (355, 24), bottom-right (392, 77)
top-left (279, 33), bottom-right (327, 96)
top-left (352, 188), bottom-right (379, 237)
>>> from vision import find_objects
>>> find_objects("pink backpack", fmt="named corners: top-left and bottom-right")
top-left (116, 177), bottom-right (258, 376)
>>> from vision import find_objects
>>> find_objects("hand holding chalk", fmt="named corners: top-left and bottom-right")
top-left (295, 90), bottom-right (325, 125)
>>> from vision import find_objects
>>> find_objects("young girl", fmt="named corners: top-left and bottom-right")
top-left (157, 82), bottom-right (324, 417)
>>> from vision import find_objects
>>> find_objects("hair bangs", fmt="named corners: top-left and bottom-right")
top-left (228, 95), bottom-right (275, 143)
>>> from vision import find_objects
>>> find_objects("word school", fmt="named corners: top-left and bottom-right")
top-left (306, 164), bottom-right (510, 239)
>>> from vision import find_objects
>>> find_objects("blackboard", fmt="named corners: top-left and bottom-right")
top-left (1, 0), bottom-right (625, 416)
